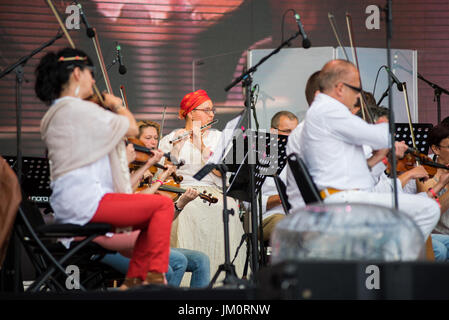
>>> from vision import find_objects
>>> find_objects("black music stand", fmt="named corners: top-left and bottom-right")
top-left (3, 156), bottom-right (52, 211)
top-left (1, 156), bottom-right (52, 292)
top-left (225, 130), bottom-right (288, 270)
top-left (194, 111), bottom-right (248, 288)
top-left (394, 123), bottom-right (433, 154)
top-left (226, 131), bottom-right (288, 201)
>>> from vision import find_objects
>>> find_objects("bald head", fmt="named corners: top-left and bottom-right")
top-left (318, 59), bottom-right (361, 110)
top-left (319, 60), bottom-right (358, 93)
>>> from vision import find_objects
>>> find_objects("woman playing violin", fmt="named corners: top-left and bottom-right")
top-left (97, 125), bottom-right (211, 288)
top-left (37, 47), bottom-right (173, 289)
top-left (158, 90), bottom-right (246, 286)
top-left (417, 125), bottom-right (449, 230)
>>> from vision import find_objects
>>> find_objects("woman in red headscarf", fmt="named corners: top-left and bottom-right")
top-left (158, 90), bottom-right (247, 286)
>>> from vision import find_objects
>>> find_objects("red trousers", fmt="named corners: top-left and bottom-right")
top-left (90, 193), bottom-right (173, 280)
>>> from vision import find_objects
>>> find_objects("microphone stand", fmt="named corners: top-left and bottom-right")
top-left (0, 31), bottom-right (62, 293)
top-left (418, 73), bottom-right (449, 124)
top-left (225, 30), bottom-right (301, 275)
top-left (0, 31), bottom-right (63, 184)
top-left (377, 83), bottom-right (393, 106)
top-left (380, 0), bottom-right (399, 210)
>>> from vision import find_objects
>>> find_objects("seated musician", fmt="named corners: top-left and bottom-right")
top-left (99, 121), bottom-right (211, 288)
top-left (36, 47), bottom-right (173, 289)
top-left (416, 124), bottom-right (449, 261)
top-left (289, 59), bottom-right (449, 243)
top-left (158, 90), bottom-right (246, 286)
top-left (260, 111), bottom-right (298, 242)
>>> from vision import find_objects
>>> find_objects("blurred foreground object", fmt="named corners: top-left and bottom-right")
top-left (271, 203), bottom-right (424, 263)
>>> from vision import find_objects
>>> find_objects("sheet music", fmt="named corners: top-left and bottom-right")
top-left (208, 112), bottom-right (243, 165)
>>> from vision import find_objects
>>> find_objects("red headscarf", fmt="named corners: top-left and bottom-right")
top-left (179, 89), bottom-right (211, 119)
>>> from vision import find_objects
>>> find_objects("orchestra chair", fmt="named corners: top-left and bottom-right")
top-left (272, 174), bottom-right (291, 214)
top-left (1, 156), bottom-right (121, 292)
top-left (286, 153), bottom-right (323, 204)
top-left (15, 200), bottom-right (121, 292)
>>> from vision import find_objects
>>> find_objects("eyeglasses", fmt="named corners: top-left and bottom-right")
top-left (343, 82), bottom-right (362, 93)
top-left (194, 108), bottom-right (216, 115)
top-left (439, 145), bottom-right (449, 149)
top-left (273, 127), bottom-right (293, 134)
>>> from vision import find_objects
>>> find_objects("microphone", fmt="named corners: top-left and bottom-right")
top-left (76, 2), bottom-right (95, 38)
top-left (384, 66), bottom-right (403, 91)
top-left (116, 43), bottom-right (127, 75)
top-left (294, 12), bottom-right (311, 49)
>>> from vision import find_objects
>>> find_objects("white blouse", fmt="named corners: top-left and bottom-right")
top-left (159, 129), bottom-right (223, 187)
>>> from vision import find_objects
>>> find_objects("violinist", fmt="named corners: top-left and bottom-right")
top-left (37, 48), bottom-right (174, 289)
top-left (416, 125), bottom-right (449, 260)
top-left (132, 120), bottom-right (203, 215)
top-left (97, 121), bottom-right (211, 288)
top-left (125, 120), bottom-right (176, 193)
top-left (292, 59), bottom-right (449, 242)
top-left (158, 89), bottom-right (246, 286)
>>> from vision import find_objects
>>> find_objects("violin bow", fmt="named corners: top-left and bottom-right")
top-left (401, 82), bottom-right (418, 150)
top-left (91, 27), bottom-right (114, 95)
top-left (119, 85), bottom-right (129, 109)
top-left (345, 13), bottom-right (374, 124)
top-left (159, 106), bottom-right (167, 146)
top-left (45, 0), bottom-right (105, 105)
top-left (327, 13), bottom-right (350, 61)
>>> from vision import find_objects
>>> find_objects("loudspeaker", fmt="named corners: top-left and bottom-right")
top-left (256, 260), bottom-right (449, 300)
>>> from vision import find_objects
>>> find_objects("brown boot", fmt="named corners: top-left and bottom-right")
top-left (144, 272), bottom-right (167, 285)
top-left (119, 277), bottom-right (143, 290)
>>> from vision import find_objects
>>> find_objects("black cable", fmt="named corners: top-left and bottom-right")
top-left (372, 65), bottom-right (387, 98)
top-left (281, 9), bottom-right (296, 44)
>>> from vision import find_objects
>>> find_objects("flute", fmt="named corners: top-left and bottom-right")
top-left (169, 119), bottom-right (219, 144)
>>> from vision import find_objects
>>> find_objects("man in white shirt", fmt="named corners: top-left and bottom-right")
top-left (292, 59), bottom-right (449, 240)
top-left (260, 111), bottom-right (298, 242)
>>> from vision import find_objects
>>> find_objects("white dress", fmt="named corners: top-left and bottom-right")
top-left (159, 128), bottom-right (247, 286)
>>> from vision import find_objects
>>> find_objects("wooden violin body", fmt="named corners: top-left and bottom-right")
top-left (386, 148), bottom-right (449, 178)
top-left (136, 179), bottom-right (218, 205)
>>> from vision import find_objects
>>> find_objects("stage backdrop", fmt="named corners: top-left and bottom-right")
top-left (1, 0), bottom-right (448, 156)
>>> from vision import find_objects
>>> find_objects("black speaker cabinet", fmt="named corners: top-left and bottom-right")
top-left (256, 260), bottom-right (449, 300)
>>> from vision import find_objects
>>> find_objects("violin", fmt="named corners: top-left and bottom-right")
top-left (136, 179), bottom-right (218, 205)
top-left (387, 147), bottom-right (449, 178)
top-left (127, 137), bottom-right (183, 184)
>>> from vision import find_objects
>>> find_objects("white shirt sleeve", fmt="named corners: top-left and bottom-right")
top-left (328, 110), bottom-right (390, 150)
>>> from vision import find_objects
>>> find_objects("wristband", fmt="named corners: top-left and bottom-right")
top-left (428, 188), bottom-right (441, 208)
top-left (382, 157), bottom-right (388, 166)
top-left (428, 187), bottom-right (437, 198)
top-left (155, 179), bottom-right (164, 185)
top-left (174, 202), bottom-right (183, 212)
